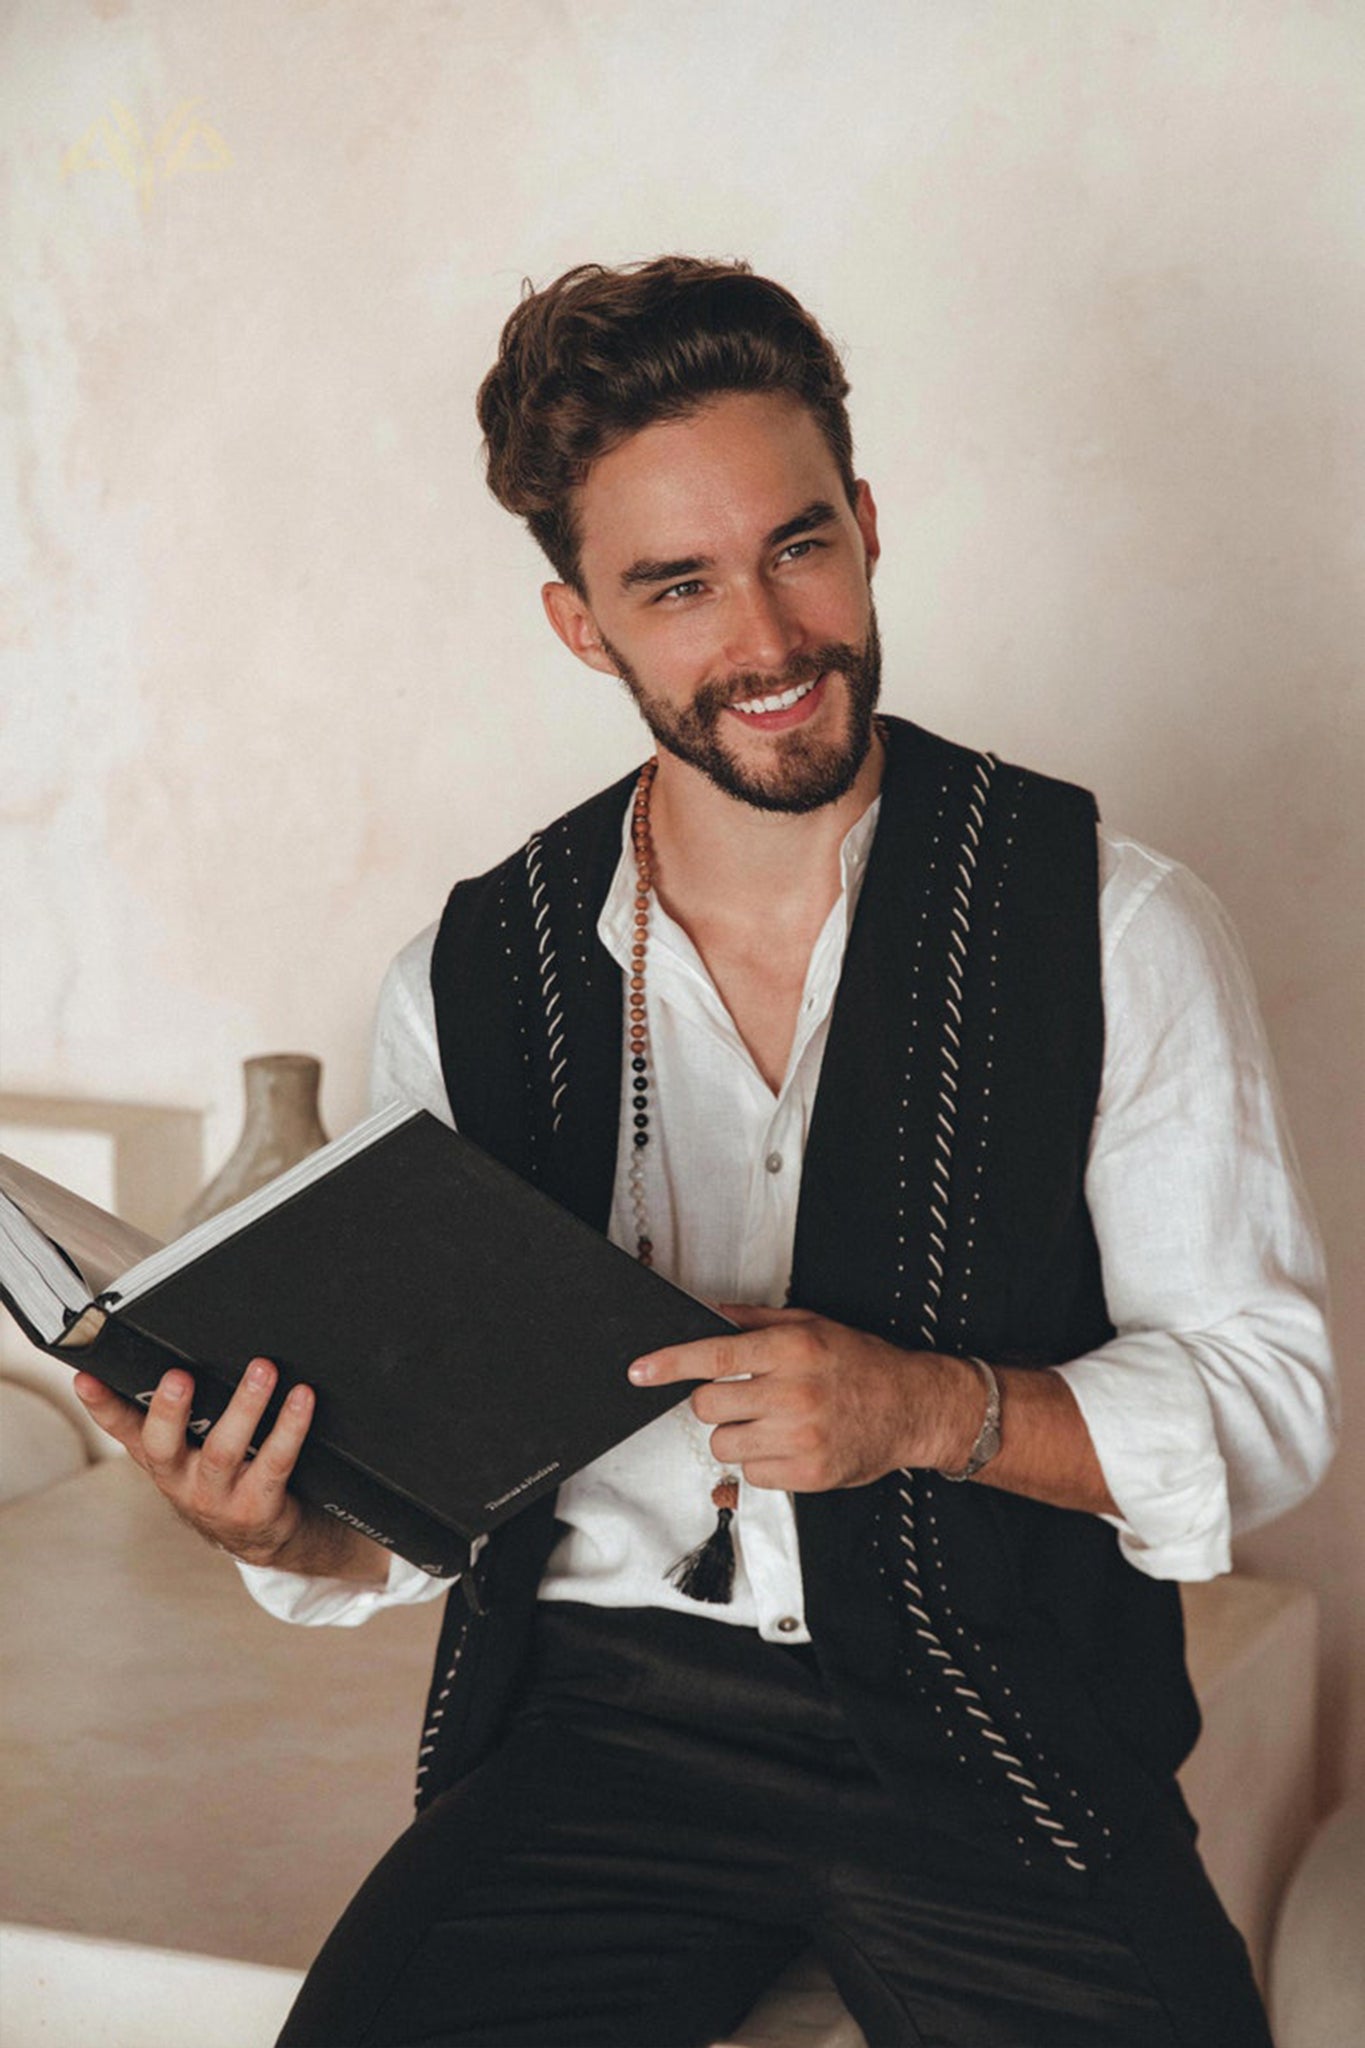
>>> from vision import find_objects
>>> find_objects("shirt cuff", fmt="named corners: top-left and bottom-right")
top-left (235, 1549), bottom-right (454, 1626)
top-left (1054, 1336), bottom-right (1232, 1581)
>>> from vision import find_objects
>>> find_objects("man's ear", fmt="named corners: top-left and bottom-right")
top-left (853, 480), bottom-right (881, 579)
top-left (542, 582), bottom-right (619, 677)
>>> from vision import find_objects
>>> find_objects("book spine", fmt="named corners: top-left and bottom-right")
top-left (61, 1316), bottom-right (470, 1579)
top-left (288, 1435), bottom-right (471, 1579)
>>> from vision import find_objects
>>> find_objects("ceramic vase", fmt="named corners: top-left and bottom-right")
top-left (178, 1053), bottom-right (329, 1233)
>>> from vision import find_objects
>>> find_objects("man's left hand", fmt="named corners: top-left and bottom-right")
top-left (628, 1304), bottom-right (977, 1492)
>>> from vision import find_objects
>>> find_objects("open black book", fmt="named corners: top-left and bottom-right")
top-left (0, 1105), bottom-right (731, 1575)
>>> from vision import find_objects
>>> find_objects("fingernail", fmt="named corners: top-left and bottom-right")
top-left (247, 1360), bottom-right (274, 1390)
top-left (628, 1360), bottom-right (655, 1385)
top-left (285, 1384), bottom-right (311, 1413)
top-left (163, 1373), bottom-right (189, 1402)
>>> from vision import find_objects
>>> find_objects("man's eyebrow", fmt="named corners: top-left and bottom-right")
top-left (766, 499), bottom-right (839, 548)
top-left (620, 551), bottom-right (713, 592)
top-left (618, 500), bottom-right (842, 594)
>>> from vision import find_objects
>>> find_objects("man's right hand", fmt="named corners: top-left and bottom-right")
top-left (73, 1359), bottom-right (391, 1585)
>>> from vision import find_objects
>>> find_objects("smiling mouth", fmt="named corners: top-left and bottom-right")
top-left (729, 675), bottom-right (823, 718)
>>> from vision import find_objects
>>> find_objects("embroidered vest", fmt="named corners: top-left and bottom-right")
top-left (417, 719), bottom-right (1199, 1893)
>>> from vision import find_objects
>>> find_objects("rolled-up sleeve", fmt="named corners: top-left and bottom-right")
top-left (1055, 840), bottom-right (1336, 1581)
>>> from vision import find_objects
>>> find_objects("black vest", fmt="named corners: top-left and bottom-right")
top-left (417, 719), bottom-right (1199, 1894)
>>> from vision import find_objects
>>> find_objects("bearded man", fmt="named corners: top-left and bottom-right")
top-left (77, 257), bottom-right (1335, 2048)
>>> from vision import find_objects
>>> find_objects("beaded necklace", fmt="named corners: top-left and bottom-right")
top-left (629, 756), bottom-right (741, 1604)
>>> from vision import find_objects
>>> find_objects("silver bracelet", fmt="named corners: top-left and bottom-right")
top-left (936, 1356), bottom-right (1002, 1482)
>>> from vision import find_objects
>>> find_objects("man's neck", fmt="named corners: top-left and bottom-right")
top-left (647, 728), bottom-right (885, 946)
top-left (643, 730), bottom-right (885, 1093)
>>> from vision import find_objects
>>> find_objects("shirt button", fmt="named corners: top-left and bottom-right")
top-left (776, 1616), bottom-right (802, 1634)
top-left (764, 1151), bottom-right (783, 1174)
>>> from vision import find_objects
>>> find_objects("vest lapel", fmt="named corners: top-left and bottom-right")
top-left (433, 769), bottom-right (632, 1231)
top-left (791, 719), bottom-right (990, 1344)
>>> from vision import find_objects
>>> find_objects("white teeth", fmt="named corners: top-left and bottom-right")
top-left (733, 675), bottom-right (819, 717)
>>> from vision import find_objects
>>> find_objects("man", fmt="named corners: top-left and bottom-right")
top-left (77, 258), bottom-right (1335, 2047)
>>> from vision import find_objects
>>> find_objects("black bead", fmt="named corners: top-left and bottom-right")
top-left (633, 1130), bottom-right (649, 1148)
top-left (633, 1112), bottom-right (648, 1129)
top-left (631, 1056), bottom-right (646, 1072)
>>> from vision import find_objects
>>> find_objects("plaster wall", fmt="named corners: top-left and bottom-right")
top-left (3, 0), bottom-right (1362, 1799)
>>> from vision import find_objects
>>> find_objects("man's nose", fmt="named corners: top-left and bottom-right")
top-left (721, 580), bottom-right (803, 677)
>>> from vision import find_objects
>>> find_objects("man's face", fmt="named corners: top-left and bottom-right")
top-left (543, 393), bottom-right (882, 814)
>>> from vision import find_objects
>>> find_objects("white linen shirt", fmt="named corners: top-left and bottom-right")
top-left (238, 807), bottom-right (1336, 1630)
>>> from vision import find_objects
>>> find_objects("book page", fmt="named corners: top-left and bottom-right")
top-left (0, 1154), bottom-right (162, 1299)
top-left (0, 1197), bottom-right (90, 1340)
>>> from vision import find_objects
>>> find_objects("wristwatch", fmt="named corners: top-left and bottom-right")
top-left (936, 1356), bottom-right (1002, 1482)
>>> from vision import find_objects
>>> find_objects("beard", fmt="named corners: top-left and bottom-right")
top-left (600, 603), bottom-right (883, 815)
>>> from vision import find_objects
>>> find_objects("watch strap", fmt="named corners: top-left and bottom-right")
top-left (936, 1355), bottom-right (1002, 1483)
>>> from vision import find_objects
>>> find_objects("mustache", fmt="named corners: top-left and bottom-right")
top-left (695, 644), bottom-right (863, 718)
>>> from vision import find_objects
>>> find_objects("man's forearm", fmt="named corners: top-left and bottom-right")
top-left (634, 1309), bottom-right (1123, 1513)
top-left (254, 1514), bottom-right (395, 1585)
top-left (932, 1353), bottom-right (1119, 1518)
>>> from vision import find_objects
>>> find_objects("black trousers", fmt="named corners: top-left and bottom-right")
top-left (278, 1604), bottom-right (1272, 2048)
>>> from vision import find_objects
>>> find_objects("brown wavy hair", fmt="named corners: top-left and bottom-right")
top-left (477, 256), bottom-right (856, 591)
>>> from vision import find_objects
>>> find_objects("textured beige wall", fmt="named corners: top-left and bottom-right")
top-left (3, 1), bottom-right (1361, 1797)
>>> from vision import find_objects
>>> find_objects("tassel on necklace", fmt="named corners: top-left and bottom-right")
top-left (665, 1477), bottom-right (740, 1605)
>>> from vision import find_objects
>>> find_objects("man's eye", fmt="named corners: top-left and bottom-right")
top-left (658, 580), bottom-right (705, 603)
top-left (779, 538), bottom-right (824, 565)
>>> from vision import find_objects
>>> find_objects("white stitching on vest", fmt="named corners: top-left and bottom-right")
top-left (896, 755), bottom-right (1089, 1875)
top-left (947, 784), bottom-right (1015, 1346)
top-left (891, 787), bottom-right (942, 1319)
top-left (500, 875), bottom-right (538, 1173)
top-left (414, 1619), bottom-right (470, 1796)
top-left (524, 834), bottom-right (569, 1132)
top-left (917, 755), bottom-right (990, 1347)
